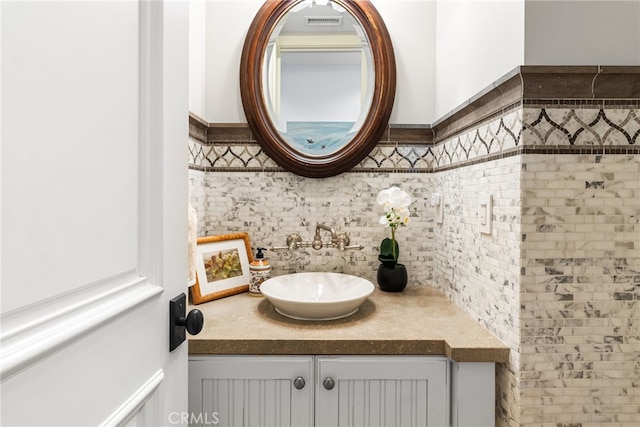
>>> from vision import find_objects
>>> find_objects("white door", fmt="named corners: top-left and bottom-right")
top-left (1, 1), bottom-right (190, 426)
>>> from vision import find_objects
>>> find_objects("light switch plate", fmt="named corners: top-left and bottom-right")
top-left (479, 192), bottom-right (492, 234)
top-left (432, 193), bottom-right (444, 224)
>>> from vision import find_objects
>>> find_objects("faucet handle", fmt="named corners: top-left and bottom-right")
top-left (335, 233), bottom-right (350, 251)
top-left (286, 233), bottom-right (302, 250)
top-left (344, 244), bottom-right (364, 251)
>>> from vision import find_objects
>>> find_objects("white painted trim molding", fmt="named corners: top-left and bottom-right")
top-left (0, 271), bottom-right (162, 380)
top-left (100, 369), bottom-right (165, 427)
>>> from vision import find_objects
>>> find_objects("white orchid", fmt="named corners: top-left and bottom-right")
top-left (376, 186), bottom-right (412, 265)
top-left (377, 186), bottom-right (411, 229)
top-left (377, 186), bottom-right (411, 210)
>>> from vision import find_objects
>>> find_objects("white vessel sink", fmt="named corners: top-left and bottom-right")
top-left (260, 272), bottom-right (375, 321)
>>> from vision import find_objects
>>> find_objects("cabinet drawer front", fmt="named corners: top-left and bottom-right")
top-left (189, 356), bottom-right (314, 427)
top-left (316, 356), bottom-right (449, 427)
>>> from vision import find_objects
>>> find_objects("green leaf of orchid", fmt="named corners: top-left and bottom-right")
top-left (379, 237), bottom-right (399, 261)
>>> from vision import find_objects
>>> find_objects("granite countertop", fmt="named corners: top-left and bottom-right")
top-left (188, 285), bottom-right (509, 363)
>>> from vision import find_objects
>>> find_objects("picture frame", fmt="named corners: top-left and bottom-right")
top-left (191, 232), bottom-right (254, 304)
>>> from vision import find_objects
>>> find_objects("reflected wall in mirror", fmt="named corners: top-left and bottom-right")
top-left (262, 1), bottom-right (374, 157)
top-left (241, 0), bottom-right (396, 178)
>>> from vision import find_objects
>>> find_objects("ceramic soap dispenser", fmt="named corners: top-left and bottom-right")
top-left (249, 247), bottom-right (270, 296)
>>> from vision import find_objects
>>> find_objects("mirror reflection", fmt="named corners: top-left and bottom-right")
top-left (262, 0), bottom-right (374, 157)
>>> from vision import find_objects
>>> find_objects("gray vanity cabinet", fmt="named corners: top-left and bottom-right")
top-left (189, 355), bottom-right (450, 427)
top-left (188, 356), bottom-right (314, 426)
top-left (315, 356), bottom-right (449, 427)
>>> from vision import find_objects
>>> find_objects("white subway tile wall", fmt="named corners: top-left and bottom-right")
top-left (519, 152), bottom-right (640, 426)
top-left (189, 169), bottom-right (207, 237)
top-left (431, 154), bottom-right (523, 426)
top-left (188, 171), bottom-right (434, 286)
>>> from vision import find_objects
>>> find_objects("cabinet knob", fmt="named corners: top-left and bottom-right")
top-left (323, 377), bottom-right (335, 390)
top-left (293, 376), bottom-right (306, 390)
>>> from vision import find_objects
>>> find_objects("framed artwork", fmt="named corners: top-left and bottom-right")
top-left (191, 233), bottom-right (253, 304)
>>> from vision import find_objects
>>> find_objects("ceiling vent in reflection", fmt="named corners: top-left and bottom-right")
top-left (305, 16), bottom-right (342, 26)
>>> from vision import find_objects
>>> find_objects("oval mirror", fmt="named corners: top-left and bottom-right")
top-left (240, 0), bottom-right (396, 178)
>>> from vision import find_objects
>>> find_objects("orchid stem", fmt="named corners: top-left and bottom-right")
top-left (391, 226), bottom-right (396, 261)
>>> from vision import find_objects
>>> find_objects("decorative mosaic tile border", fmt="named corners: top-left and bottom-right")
top-left (189, 105), bottom-right (640, 173)
top-left (188, 139), bottom-right (278, 172)
top-left (522, 106), bottom-right (640, 146)
top-left (189, 66), bottom-right (640, 173)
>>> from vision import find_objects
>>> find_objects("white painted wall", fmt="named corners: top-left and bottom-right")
top-left (281, 62), bottom-right (361, 123)
top-left (435, 0), bottom-right (525, 119)
top-left (524, 0), bottom-right (640, 65)
top-left (189, 0), bottom-right (207, 117)
top-left (205, 0), bottom-right (263, 123)
top-left (192, 0), bottom-right (640, 126)
top-left (199, 0), bottom-right (436, 124)
top-left (371, 0), bottom-right (437, 124)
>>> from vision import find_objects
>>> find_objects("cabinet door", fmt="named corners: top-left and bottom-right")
top-left (189, 356), bottom-right (314, 427)
top-left (316, 356), bottom-right (449, 427)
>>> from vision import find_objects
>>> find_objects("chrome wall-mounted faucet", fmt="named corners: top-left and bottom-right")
top-left (271, 223), bottom-right (364, 252)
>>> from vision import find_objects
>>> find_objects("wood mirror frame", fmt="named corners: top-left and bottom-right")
top-left (240, 0), bottom-right (396, 178)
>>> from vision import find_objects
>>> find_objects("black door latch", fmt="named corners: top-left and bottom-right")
top-left (169, 293), bottom-right (204, 352)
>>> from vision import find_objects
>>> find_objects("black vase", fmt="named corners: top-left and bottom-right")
top-left (377, 263), bottom-right (408, 292)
